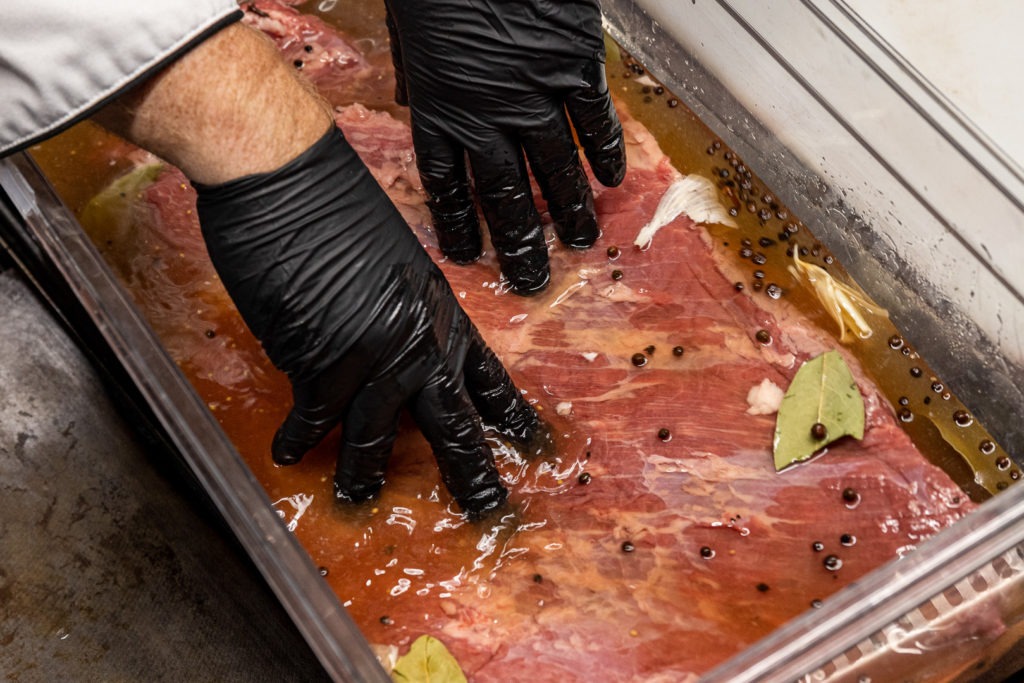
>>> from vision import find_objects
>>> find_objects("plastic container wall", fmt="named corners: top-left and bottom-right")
top-left (602, 0), bottom-right (1024, 459)
top-left (0, 154), bottom-right (390, 683)
top-left (599, 0), bottom-right (1024, 679)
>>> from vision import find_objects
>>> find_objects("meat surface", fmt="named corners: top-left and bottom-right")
top-left (75, 3), bottom-right (980, 680)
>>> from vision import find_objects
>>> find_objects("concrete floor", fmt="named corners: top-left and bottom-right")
top-left (0, 268), bottom-right (329, 682)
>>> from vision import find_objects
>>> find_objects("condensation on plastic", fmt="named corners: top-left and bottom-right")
top-left (0, 152), bottom-right (390, 683)
top-left (602, 0), bottom-right (1024, 458)
top-left (600, 0), bottom-right (1024, 680)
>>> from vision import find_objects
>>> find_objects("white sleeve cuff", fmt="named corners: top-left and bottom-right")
top-left (0, 0), bottom-right (242, 156)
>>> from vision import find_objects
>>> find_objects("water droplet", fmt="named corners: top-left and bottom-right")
top-left (888, 334), bottom-right (904, 350)
top-left (811, 541), bottom-right (824, 552)
top-left (621, 541), bottom-right (635, 553)
top-left (997, 456), bottom-right (1011, 471)
top-left (980, 440), bottom-right (996, 455)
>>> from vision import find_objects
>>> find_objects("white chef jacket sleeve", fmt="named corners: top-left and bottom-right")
top-left (0, 0), bottom-right (242, 157)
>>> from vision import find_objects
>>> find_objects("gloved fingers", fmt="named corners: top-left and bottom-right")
top-left (271, 397), bottom-right (345, 467)
top-left (411, 120), bottom-right (482, 264)
top-left (466, 134), bottom-right (549, 294)
top-left (564, 64), bottom-right (627, 188)
top-left (463, 327), bottom-right (539, 444)
top-left (384, 5), bottom-right (408, 106)
top-left (333, 381), bottom-right (406, 504)
top-left (409, 367), bottom-right (507, 517)
top-left (520, 109), bottom-right (599, 249)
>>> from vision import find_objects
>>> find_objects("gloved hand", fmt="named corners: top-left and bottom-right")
top-left (194, 126), bottom-right (539, 517)
top-left (384, 0), bottom-right (626, 294)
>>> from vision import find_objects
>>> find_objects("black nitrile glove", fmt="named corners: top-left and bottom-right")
top-left (194, 126), bottom-right (539, 516)
top-left (384, 0), bottom-right (626, 294)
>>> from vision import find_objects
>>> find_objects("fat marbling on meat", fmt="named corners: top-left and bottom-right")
top-left (76, 2), bottom-right (982, 680)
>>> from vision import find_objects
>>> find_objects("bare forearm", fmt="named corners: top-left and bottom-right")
top-left (93, 22), bottom-right (331, 185)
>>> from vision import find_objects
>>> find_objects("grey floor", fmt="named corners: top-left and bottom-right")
top-left (0, 269), bottom-right (329, 682)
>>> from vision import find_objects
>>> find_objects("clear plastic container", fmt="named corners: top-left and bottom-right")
top-left (2, 1), bottom-right (1021, 680)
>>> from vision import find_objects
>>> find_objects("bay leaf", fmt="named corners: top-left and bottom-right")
top-left (80, 162), bottom-right (164, 247)
top-left (391, 635), bottom-right (467, 683)
top-left (773, 350), bottom-right (865, 471)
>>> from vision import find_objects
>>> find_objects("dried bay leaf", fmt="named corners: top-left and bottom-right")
top-left (391, 635), bottom-right (467, 683)
top-left (773, 350), bottom-right (865, 471)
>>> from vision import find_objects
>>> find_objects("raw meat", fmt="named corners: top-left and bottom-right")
top-left (78, 3), bottom-right (979, 680)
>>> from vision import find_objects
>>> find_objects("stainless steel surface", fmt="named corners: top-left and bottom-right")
top-left (603, 0), bottom-right (1024, 459)
top-left (0, 268), bottom-right (327, 681)
top-left (0, 154), bottom-right (390, 683)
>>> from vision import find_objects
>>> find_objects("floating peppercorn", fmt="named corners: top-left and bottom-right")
top-left (910, 366), bottom-right (923, 378)
top-left (700, 546), bottom-right (715, 559)
top-left (823, 555), bottom-right (842, 571)
top-left (657, 428), bottom-right (671, 441)
top-left (756, 583), bottom-right (770, 592)
top-left (631, 353), bottom-right (647, 367)
top-left (673, 345), bottom-right (685, 357)
top-left (842, 487), bottom-right (859, 503)
top-left (667, 98), bottom-right (679, 108)
top-left (611, 269), bottom-right (624, 281)
top-left (811, 599), bottom-right (823, 609)
top-left (888, 334), bottom-right (904, 350)
top-left (810, 423), bottom-right (828, 440)
top-left (304, 44), bottom-right (314, 53)
top-left (578, 472), bottom-right (592, 485)
top-left (980, 440), bottom-right (996, 455)
top-left (734, 282), bottom-right (745, 292)
top-left (318, 566), bottom-right (329, 577)
top-left (293, 59), bottom-right (304, 69)
top-left (621, 541), bottom-right (635, 553)
top-left (533, 573), bottom-right (544, 583)
top-left (953, 410), bottom-right (973, 427)
top-left (811, 541), bottom-right (824, 552)
top-left (380, 616), bottom-right (393, 625)
top-left (755, 329), bottom-right (771, 344)
top-left (204, 329), bottom-right (216, 338)
top-left (645, 345), bottom-right (656, 355)
top-left (840, 534), bottom-right (856, 546)
top-left (607, 245), bottom-right (620, 259)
